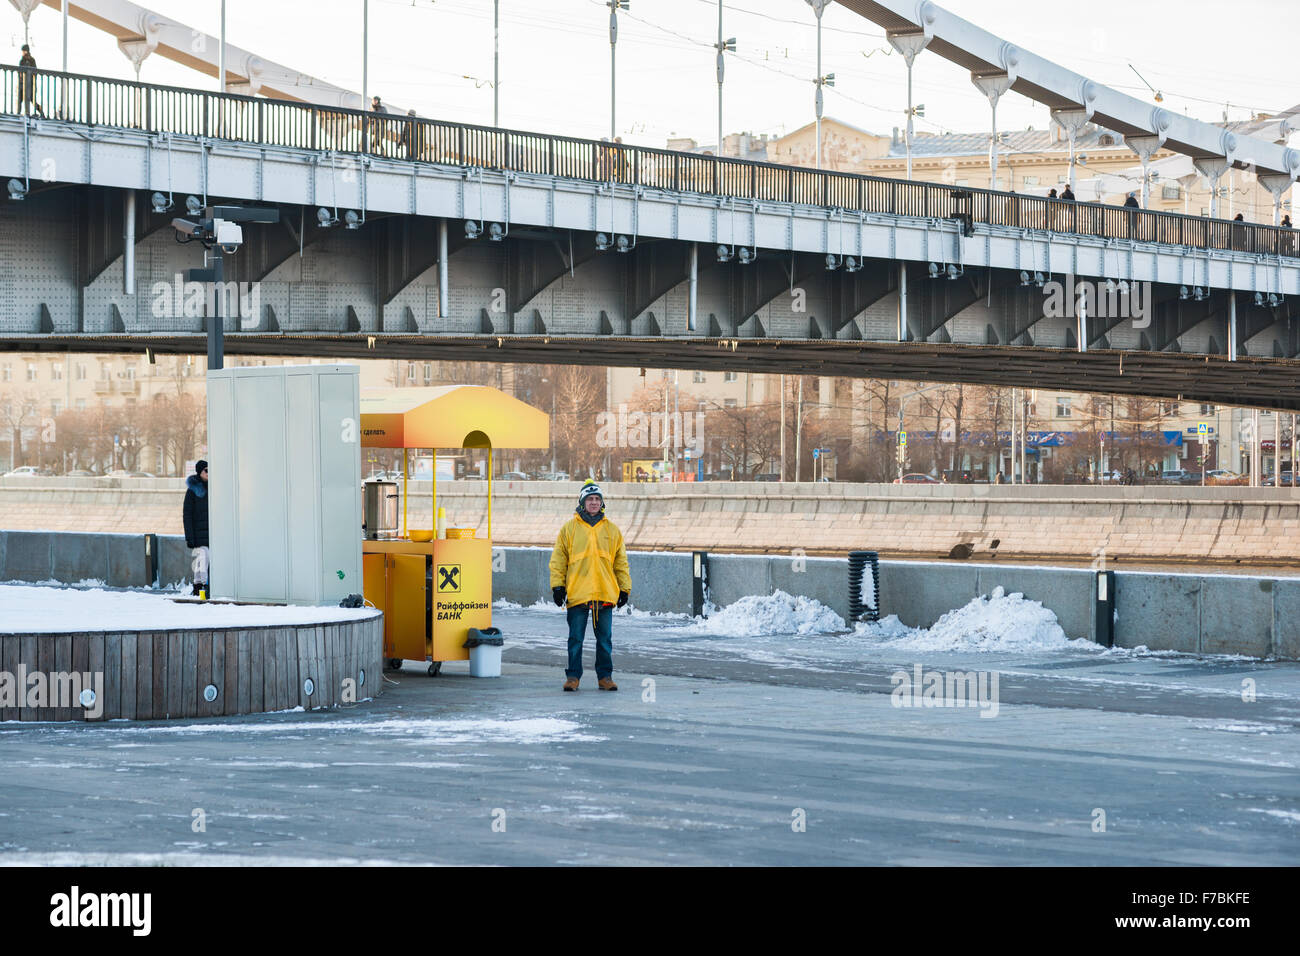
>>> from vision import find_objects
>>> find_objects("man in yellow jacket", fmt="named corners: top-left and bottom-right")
top-left (550, 482), bottom-right (632, 692)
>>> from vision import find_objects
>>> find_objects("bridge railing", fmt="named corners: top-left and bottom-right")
top-left (3, 64), bottom-right (1296, 259)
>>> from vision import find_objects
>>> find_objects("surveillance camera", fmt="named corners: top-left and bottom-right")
top-left (220, 243), bottom-right (240, 254)
top-left (171, 217), bottom-right (200, 236)
top-left (214, 220), bottom-right (243, 247)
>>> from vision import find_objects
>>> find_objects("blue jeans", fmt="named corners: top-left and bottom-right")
top-left (566, 603), bottom-right (614, 679)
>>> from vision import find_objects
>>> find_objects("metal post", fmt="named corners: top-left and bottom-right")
top-left (717, 0), bottom-right (723, 154)
top-left (362, 0), bottom-right (369, 113)
top-left (62, 0), bottom-right (69, 71)
top-left (814, 8), bottom-right (823, 169)
top-left (687, 242), bottom-right (698, 332)
top-left (780, 374), bottom-right (786, 481)
top-left (896, 262), bottom-right (907, 341)
top-left (219, 0), bottom-right (226, 93)
top-left (208, 250), bottom-right (224, 371)
top-left (989, 98), bottom-right (998, 190)
top-left (609, 2), bottom-right (618, 140)
top-left (1274, 412), bottom-right (1281, 487)
top-left (1252, 408), bottom-right (1261, 487)
top-left (123, 190), bottom-right (135, 295)
top-left (438, 218), bottom-right (449, 318)
top-left (905, 60), bottom-right (913, 179)
top-left (795, 376), bottom-right (803, 481)
top-left (493, 0), bottom-right (500, 127)
top-left (1010, 387), bottom-right (1017, 483)
top-left (1228, 292), bottom-right (1237, 361)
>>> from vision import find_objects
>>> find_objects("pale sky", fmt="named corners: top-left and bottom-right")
top-left (6, 0), bottom-right (1296, 149)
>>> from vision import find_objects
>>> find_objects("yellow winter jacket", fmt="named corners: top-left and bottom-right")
top-left (550, 513), bottom-right (632, 607)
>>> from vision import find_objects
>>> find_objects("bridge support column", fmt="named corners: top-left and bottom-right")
top-left (1125, 135), bottom-right (1165, 208)
top-left (1229, 292), bottom-right (1237, 361)
top-left (123, 190), bottom-right (135, 295)
top-left (1051, 109), bottom-right (1091, 194)
top-left (896, 262), bottom-right (907, 341)
top-left (1193, 158), bottom-right (1231, 220)
top-left (438, 218), bottom-right (449, 318)
top-left (1258, 174), bottom-right (1296, 226)
top-left (971, 73), bottom-right (1014, 190)
top-left (688, 242), bottom-right (698, 332)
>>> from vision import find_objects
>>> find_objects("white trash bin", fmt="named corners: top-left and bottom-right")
top-left (465, 628), bottom-right (503, 678)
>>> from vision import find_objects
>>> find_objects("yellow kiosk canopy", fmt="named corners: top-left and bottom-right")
top-left (360, 385), bottom-right (550, 449)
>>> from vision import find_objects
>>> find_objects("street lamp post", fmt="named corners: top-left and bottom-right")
top-left (715, 1), bottom-right (736, 156)
top-left (608, 0), bottom-right (629, 141)
top-left (493, 0), bottom-right (500, 127)
top-left (887, 32), bottom-right (930, 180)
top-left (805, 0), bottom-right (832, 169)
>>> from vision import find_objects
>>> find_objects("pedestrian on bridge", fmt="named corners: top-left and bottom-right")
top-left (17, 44), bottom-right (42, 118)
top-left (368, 95), bottom-right (388, 155)
top-left (549, 481), bottom-right (631, 692)
top-left (184, 460), bottom-right (210, 597)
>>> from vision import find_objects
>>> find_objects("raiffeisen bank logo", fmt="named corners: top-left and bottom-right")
top-left (50, 886), bottom-right (151, 936)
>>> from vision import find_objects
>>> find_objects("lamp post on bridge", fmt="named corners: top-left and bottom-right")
top-left (887, 31), bottom-right (930, 180)
top-left (715, 1), bottom-right (735, 157)
top-left (608, 0), bottom-right (629, 141)
top-left (805, 0), bottom-right (832, 169)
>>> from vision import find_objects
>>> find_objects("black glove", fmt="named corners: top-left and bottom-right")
top-left (553, 586), bottom-right (566, 607)
top-left (617, 591), bottom-right (629, 608)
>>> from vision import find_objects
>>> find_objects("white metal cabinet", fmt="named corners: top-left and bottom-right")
top-left (207, 365), bottom-right (361, 605)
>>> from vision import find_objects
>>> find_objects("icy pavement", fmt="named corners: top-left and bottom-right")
top-left (1, 598), bottom-right (1298, 865)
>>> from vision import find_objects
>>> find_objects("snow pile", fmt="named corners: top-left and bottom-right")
top-left (855, 586), bottom-right (1088, 652)
top-left (0, 583), bottom-right (379, 633)
top-left (672, 590), bottom-right (846, 637)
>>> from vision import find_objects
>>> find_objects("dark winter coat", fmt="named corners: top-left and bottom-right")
top-left (183, 474), bottom-right (209, 548)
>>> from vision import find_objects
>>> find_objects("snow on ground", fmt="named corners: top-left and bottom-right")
top-left (79, 715), bottom-right (602, 744)
top-left (671, 590), bottom-right (847, 637)
top-left (854, 586), bottom-right (1096, 653)
top-left (0, 583), bottom-right (379, 633)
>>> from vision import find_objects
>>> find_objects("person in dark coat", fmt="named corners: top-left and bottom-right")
top-left (183, 459), bottom-right (210, 596)
top-left (1060, 185), bottom-right (1075, 201)
top-left (17, 44), bottom-right (43, 117)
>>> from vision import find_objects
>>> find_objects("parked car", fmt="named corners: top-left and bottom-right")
top-left (3, 465), bottom-right (44, 477)
top-left (893, 473), bottom-right (940, 484)
top-left (64, 469), bottom-right (96, 477)
top-left (500, 472), bottom-right (530, 481)
top-left (1160, 469), bottom-right (1192, 484)
top-left (540, 471), bottom-right (570, 481)
top-left (1262, 471), bottom-right (1293, 487)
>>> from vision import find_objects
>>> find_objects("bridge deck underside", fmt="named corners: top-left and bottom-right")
top-left (11, 334), bottom-right (1300, 411)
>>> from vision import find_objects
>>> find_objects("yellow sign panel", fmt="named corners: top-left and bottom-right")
top-left (432, 540), bottom-right (492, 660)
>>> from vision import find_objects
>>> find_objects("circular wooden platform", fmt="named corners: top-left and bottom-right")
top-left (0, 615), bottom-right (383, 722)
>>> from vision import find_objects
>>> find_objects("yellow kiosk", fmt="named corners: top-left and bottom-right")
top-left (360, 385), bottom-right (549, 675)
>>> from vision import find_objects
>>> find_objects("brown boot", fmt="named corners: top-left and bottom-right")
top-left (563, 678), bottom-right (580, 692)
top-left (598, 677), bottom-right (618, 691)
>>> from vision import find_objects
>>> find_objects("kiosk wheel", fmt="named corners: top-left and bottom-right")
top-left (387, 658), bottom-right (403, 671)
top-left (428, 661), bottom-right (443, 677)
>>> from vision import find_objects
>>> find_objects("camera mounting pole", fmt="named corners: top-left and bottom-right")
top-left (173, 205), bottom-right (279, 371)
